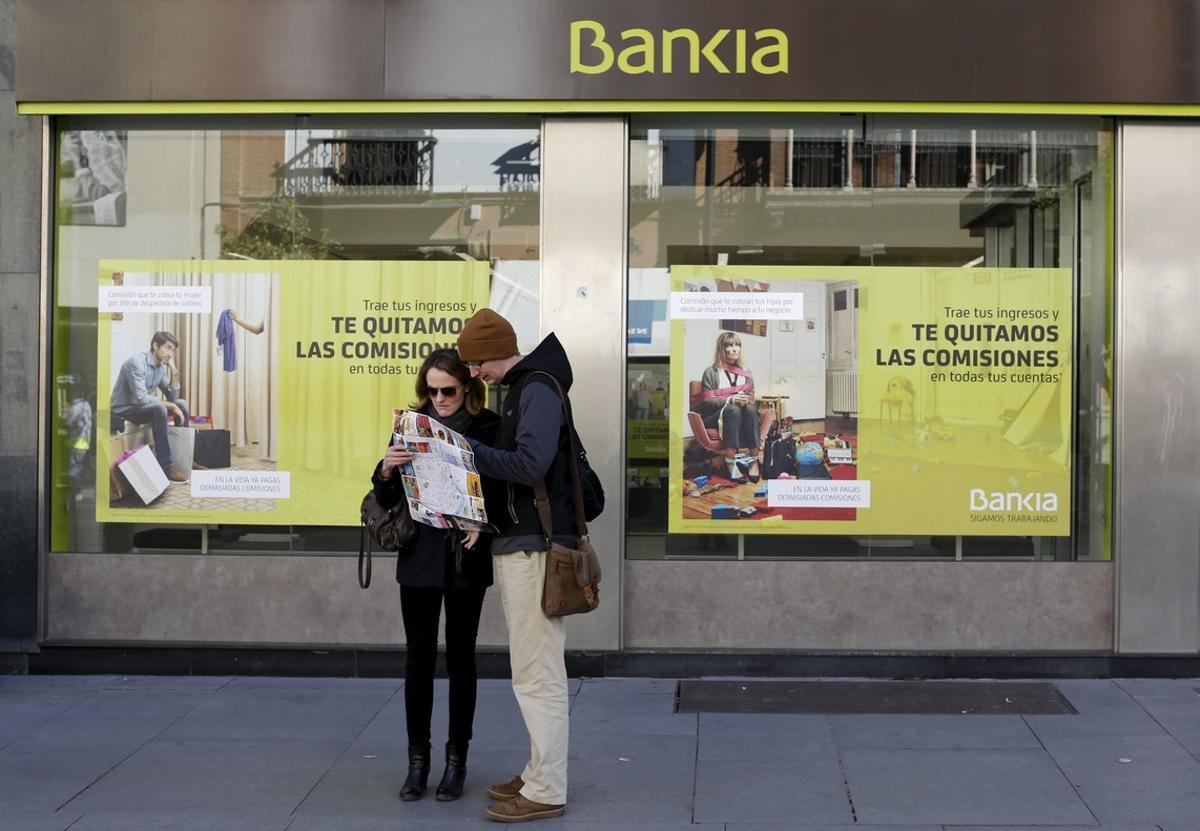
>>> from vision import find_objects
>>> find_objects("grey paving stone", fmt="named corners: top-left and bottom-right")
top-left (572, 711), bottom-right (697, 738)
top-left (92, 676), bottom-right (235, 691)
top-left (226, 676), bottom-right (403, 692)
top-left (1025, 681), bottom-right (1166, 743)
top-left (63, 739), bottom-right (344, 816)
top-left (160, 685), bottom-right (395, 744)
top-left (944, 826), bottom-right (1157, 831)
top-left (0, 739), bottom-right (136, 813)
top-left (66, 811), bottom-right (293, 831)
top-left (0, 676), bottom-right (117, 691)
top-left (0, 690), bottom-right (91, 745)
top-left (0, 809), bottom-right (81, 831)
top-left (730, 826), bottom-right (940, 831)
top-left (577, 678), bottom-right (678, 695)
top-left (291, 823), bottom-right (721, 831)
top-left (699, 713), bottom-right (834, 760)
top-left (842, 747), bottom-right (1095, 826)
top-left (562, 734), bottom-right (697, 822)
top-left (829, 714), bottom-right (1041, 749)
top-left (29, 690), bottom-right (215, 746)
top-left (1043, 734), bottom-right (1200, 827)
top-left (1114, 678), bottom-right (1200, 753)
top-left (695, 757), bottom-right (853, 825)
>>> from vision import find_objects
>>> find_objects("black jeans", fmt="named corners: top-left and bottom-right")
top-left (703, 402), bottom-right (759, 450)
top-left (399, 583), bottom-right (487, 748)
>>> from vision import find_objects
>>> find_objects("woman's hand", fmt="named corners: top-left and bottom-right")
top-left (380, 445), bottom-right (414, 479)
top-left (462, 530), bottom-right (481, 549)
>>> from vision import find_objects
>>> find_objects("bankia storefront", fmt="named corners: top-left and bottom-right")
top-left (3, 0), bottom-right (1199, 676)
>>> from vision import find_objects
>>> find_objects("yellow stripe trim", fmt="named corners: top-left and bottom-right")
top-left (17, 100), bottom-right (1200, 117)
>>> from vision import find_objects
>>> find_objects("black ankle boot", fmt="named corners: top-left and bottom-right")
top-left (399, 742), bottom-right (431, 801)
top-left (435, 742), bottom-right (468, 801)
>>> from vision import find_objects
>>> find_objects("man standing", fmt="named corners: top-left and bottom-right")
top-left (457, 309), bottom-right (577, 823)
top-left (110, 330), bottom-right (190, 482)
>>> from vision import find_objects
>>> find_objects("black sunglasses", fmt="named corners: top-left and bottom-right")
top-left (427, 385), bottom-right (462, 398)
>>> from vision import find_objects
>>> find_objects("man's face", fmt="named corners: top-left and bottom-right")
top-left (468, 358), bottom-right (507, 388)
top-left (153, 341), bottom-right (177, 365)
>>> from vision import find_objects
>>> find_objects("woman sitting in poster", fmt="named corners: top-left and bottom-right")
top-left (371, 349), bottom-right (504, 803)
top-left (696, 330), bottom-right (760, 482)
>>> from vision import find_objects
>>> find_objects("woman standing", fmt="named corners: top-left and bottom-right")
top-left (372, 348), bottom-right (503, 802)
top-left (695, 331), bottom-right (761, 482)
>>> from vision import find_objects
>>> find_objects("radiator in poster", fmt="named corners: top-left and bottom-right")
top-left (669, 265), bottom-right (1073, 536)
top-left (96, 259), bottom-right (489, 525)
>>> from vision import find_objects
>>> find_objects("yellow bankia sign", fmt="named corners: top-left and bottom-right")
top-left (95, 259), bottom-right (489, 526)
top-left (669, 265), bottom-right (1073, 536)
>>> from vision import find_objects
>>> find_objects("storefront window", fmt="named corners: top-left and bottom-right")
top-left (51, 116), bottom-right (541, 554)
top-left (627, 115), bottom-right (1112, 561)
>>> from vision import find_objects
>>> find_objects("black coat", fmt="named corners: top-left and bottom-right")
top-left (371, 406), bottom-right (504, 591)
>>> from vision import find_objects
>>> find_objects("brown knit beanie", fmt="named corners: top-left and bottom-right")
top-left (457, 308), bottom-right (518, 362)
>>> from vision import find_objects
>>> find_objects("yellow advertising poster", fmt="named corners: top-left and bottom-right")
top-left (96, 259), bottom-right (489, 525)
top-left (669, 265), bottom-right (1073, 536)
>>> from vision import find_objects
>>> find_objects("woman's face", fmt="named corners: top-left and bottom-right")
top-left (424, 366), bottom-right (466, 418)
top-left (723, 339), bottom-right (741, 362)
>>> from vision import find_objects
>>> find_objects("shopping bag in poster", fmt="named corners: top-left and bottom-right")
top-left (116, 445), bottom-right (170, 505)
top-left (166, 426), bottom-right (196, 476)
top-left (194, 429), bottom-right (231, 468)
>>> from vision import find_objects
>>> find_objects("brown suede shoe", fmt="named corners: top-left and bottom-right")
top-left (486, 776), bottom-right (524, 801)
top-left (164, 465), bottom-right (188, 483)
top-left (485, 794), bottom-right (564, 823)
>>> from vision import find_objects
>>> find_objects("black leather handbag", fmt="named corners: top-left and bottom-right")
top-left (358, 490), bottom-right (416, 588)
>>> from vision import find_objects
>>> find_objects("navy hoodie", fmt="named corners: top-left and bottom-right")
top-left (468, 333), bottom-right (581, 554)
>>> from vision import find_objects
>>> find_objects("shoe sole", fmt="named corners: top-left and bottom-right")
top-left (484, 804), bottom-right (565, 822)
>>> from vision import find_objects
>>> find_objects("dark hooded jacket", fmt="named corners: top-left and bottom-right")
top-left (468, 333), bottom-right (581, 554)
top-left (371, 405), bottom-right (504, 590)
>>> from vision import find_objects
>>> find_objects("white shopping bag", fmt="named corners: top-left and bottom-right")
top-left (116, 445), bottom-right (170, 505)
top-left (166, 425), bottom-right (196, 476)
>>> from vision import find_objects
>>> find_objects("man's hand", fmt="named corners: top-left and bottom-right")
top-left (380, 445), bottom-right (414, 479)
top-left (165, 402), bottom-right (185, 425)
top-left (463, 530), bottom-right (481, 549)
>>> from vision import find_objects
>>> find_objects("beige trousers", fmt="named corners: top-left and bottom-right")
top-left (493, 549), bottom-right (569, 805)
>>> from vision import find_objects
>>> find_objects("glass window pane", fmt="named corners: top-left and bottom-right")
top-left (627, 114), bottom-right (1112, 562)
top-left (51, 116), bottom-right (541, 555)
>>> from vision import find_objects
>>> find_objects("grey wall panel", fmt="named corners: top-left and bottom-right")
top-left (625, 561), bottom-right (1113, 651)
top-left (1116, 122), bottom-right (1200, 654)
top-left (0, 59), bottom-right (42, 646)
top-left (1, 0), bottom-right (15, 91)
top-left (45, 552), bottom-right (512, 646)
top-left (539, 117), bottom-right (626, 650)
top-left (0, 92), bottom-right (41, 273)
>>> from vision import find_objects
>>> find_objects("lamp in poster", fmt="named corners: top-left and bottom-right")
top-left (96, 259), bottom-right (490, 525)
top-left (668, 265), bottom-right (1073, 536)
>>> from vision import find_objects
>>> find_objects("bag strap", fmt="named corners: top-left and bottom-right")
top-left (528, 372), bottom-right (589, 541)
top-left (357, 522), bottom-right (373, 589)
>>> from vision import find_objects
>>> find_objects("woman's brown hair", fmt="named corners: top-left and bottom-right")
top-left (412, 348), bottom-right (487, 415)
top-left (711, 331), bottom-right (744, 370)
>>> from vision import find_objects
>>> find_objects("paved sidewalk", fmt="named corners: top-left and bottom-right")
top-left (1, 675), bottom-right (1197, 830)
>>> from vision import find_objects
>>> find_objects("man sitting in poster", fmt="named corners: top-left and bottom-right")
top-left (110, 330), bottom-right (190, 483)
top-left (695, 331), bottom-right (760, 482)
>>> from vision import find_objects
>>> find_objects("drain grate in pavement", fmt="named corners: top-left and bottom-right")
top-left (675, 680), bottom-right (1077, 715)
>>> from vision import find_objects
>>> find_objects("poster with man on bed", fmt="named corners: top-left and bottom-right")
top-left (668, 265), bottom-right (1073, 536)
